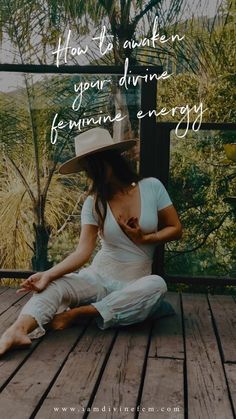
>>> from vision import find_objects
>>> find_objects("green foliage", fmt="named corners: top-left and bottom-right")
top-left (155, 1), bottom-right (236, 280)
top-left (165, 131), bottom-right (236, 278)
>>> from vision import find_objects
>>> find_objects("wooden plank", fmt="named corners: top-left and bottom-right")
top-left (0, 324), bottom-right (88, 419)
top-left (0, 287), bottom-right (10, 295)
top-left (225, 364), bottom-right (236, 416)
top-left (149, 292), bottom-right (184, 359)
top-left (34, 323), bottom-right (116, 419)
top-left (139, 358), bottom-right (184, 418)
top-left (182, 293), bottom-right (233, 419)
top-left (0, 288), bottom-right (30, 315)
top-left (208, 295), bottom-right (236, 362)
top-left (88, 320), bottom-right (152, 418)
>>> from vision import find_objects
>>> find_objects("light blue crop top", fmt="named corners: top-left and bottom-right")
top-left (81, 177), bottom-right (172, 262)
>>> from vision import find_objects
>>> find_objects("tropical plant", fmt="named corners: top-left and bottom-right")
top-left (0, 0), bottom-right (112, 269)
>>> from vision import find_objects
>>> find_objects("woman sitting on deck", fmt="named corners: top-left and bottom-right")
top-left (0, 128), bottom-right (182, 356)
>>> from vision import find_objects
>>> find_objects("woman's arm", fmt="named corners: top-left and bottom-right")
top-left (46, 224), bottom-right (98, 280)
top-left (143, 205), bottom-right (182, 244)
top-left (18, 224), bottom-right (98, 293)
top-left (118, 205), bottom-right (182, 245)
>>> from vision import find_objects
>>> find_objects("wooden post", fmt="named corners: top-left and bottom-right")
top-left (139, 79), bottom-right (158, 177)
top-left (139, 82), bottom-right (171, 277)
top-left (152, 124), bottom-right (171, 276)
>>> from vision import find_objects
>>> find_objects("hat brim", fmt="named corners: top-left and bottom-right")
top-left (58, 139), bottom-right (137, 174)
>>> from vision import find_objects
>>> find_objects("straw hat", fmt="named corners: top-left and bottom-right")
top-left (59, 128), bottom-right (137, 174)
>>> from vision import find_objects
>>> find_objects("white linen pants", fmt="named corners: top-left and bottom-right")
top-left (19, 267), bottom-right (168, 337)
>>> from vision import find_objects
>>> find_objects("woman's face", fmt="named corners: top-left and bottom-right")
top-left (104, 163), bottom-right (112, 182)
top-left (81, 156), bottom-right (112, 183)
top-left (80, 158), bottom-right (90, 174)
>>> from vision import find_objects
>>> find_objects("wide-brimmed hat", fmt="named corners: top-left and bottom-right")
top-left (59, 128), bottom-right (137, 174)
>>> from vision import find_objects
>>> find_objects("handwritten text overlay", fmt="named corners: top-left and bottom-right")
top-left (50, 18), bottom-right (207, 144)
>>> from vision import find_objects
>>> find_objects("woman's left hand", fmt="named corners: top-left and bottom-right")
top-left (117, 216), bottom-right (146, 244)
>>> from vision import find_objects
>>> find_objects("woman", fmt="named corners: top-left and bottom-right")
top-left (0, 127), bottom-right (182, 356)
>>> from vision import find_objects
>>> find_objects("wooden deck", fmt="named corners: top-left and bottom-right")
top-left (0, 287), bottom-right (236, 419)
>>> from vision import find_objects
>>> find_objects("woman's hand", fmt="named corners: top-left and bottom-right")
top-left (117, 215), bottom-right (146, 244)
top-left (17, 272), bottom-right (52, 294)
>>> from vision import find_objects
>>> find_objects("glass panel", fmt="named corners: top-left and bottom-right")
top-left (165, 129), bottom-right (236, 279)
top-left (0, 72), bottom-right (140, 269)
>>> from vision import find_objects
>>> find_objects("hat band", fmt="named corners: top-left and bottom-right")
top-left (75, 140), bottom-right (117, 157)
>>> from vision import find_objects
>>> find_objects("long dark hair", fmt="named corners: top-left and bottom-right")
top-left (83, 149), bottom-right (141, 231)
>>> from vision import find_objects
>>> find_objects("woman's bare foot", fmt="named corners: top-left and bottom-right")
top-left (48, 311), bottom-right (74, 330)
top-left (0, 330), bottom-right (32, 356)
top-left (48, 305), bottom-right (99, 331)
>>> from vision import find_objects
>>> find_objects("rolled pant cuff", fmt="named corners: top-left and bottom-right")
top-left (91, 301), bottom-right (117, 330)
top-left (19, 311), bottom-right (46, 339)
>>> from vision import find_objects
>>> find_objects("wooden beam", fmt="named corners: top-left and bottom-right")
top-left (156, 122), bottom-right (236, 131)
top-left (165, 275), bottom-right (236, 286)
top-left (0, 270), bottom-right (235, 285)
top-left (0, 270), bottom-right (34, 279)
top-left (0, 64), bottom-right (163, 75)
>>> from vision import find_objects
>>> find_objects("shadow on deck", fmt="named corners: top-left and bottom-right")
top-left (0, 287), bottom-right (236, 419)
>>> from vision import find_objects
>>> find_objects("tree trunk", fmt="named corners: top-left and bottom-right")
top-left (112, 83), bottom-right (133, 141)
top-left (31, 223), bottom-right (53, 271)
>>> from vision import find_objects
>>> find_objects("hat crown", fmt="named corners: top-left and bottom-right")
top-left (74, 128), bottom-right (115, 157)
